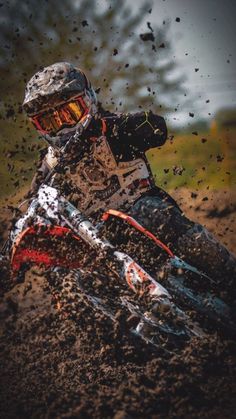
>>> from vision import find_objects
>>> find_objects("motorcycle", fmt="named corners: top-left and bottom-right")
top-left (4, 183), bottom-right (235, 352)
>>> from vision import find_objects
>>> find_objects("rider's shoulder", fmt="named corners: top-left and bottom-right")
top-left (100, 110), bottom-right (162, 138)
top-left (101, 110), bottom-right (147, 125)
top-left (102, 109), bottom-right (159, 124)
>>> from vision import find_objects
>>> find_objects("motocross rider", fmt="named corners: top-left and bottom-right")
top-left (3, 62), bottom-right (236, 292)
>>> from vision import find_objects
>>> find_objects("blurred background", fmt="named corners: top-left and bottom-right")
top-left (0, 0), bottom-right (235, 201)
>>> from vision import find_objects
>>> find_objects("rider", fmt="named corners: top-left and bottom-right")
top-left (4, 62), bottom-right (236, 294)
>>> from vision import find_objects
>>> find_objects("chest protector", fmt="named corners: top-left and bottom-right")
top-left (45, 135), bottom-right (153, 216)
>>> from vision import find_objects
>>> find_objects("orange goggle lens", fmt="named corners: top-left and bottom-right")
top-left (31, 97), bottom-right (87, 135)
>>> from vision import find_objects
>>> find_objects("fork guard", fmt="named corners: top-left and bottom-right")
top-left (11, 224), bottom-right (83, 274)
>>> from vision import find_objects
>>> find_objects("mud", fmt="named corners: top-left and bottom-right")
top-left (0, 188), bottom-right (236, 419)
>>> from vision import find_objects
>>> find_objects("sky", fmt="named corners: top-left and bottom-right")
top-left (124, 0), bottom-right (236, 124)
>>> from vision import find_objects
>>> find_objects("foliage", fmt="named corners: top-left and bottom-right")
top-left (213, 107), bottom-right (236, 128)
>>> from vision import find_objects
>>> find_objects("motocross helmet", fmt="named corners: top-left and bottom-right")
top-left (22, 62), bottom-right (98, 147)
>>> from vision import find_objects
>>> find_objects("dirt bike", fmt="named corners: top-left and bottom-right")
top-left (2, 182), bottom-right (234, 352)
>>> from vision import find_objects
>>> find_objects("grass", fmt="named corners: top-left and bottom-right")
top-left (0, 115), bottom-right (45, 202)
top-left (147, 127), bottom-right (236, 190)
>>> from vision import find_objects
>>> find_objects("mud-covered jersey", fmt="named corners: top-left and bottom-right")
top-left (32, 109), bottom-right (167, 216)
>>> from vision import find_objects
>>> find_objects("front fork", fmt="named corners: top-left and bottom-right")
top-left (60, 198), bottom-right (171, 302)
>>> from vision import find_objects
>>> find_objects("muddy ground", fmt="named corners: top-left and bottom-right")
top-left (0, 188), bottom-right (235, 419)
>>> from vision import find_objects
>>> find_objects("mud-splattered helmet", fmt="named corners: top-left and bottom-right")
top-left (22, 62), bottom-right (98, 146)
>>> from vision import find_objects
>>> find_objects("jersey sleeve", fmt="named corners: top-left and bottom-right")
top-left (117, 110), bottom-right (167, 152)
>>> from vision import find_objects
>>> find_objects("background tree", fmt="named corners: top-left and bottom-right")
top-left (0, 0), bottom-right (187, 196)
top-left (0, 0), bottom-right (187, 115)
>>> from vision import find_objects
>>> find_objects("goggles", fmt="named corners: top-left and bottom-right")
top-left (30, 96), bottom-right (89, 135)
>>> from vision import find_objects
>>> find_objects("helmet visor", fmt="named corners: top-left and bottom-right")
top-left (30, 96), bottom-right (88, 135)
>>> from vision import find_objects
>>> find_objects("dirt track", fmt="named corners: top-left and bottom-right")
top-left (0, 188), bottom-right (235, 418)
top-left (171, 188), bottom-right (236, 254)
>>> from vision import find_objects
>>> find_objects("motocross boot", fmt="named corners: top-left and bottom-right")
top-left (129, 193), bottom-right (236, 298)
top-left (177, 223), bottom-right (236, 300)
